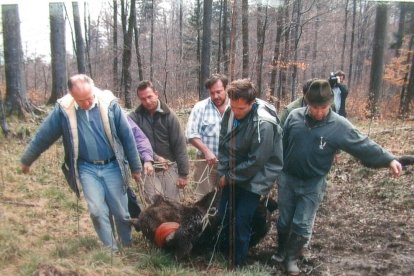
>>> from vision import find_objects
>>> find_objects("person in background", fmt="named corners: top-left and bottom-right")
top-left (186, 74), bottom-right (229, 198)
top-left (217, 79), bottom-right (283, 267)
top-left (279, 78), bottom-right (318, 126)
top-left (129, 80), bottom-right (189, 204)
top-left (127, 117), bottom-right (154, 177)
top-left (273, 79), bottom-right (402, 275)
top-left (126, 116), bottom-right (155, 220)
top-left (329, 70), bottom-right (348, 117)
top-left (21, 74), bottom-right (142, 251)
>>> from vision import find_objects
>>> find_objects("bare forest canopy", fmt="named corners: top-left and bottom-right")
top-left (1, 0), bottom-right (414, 119)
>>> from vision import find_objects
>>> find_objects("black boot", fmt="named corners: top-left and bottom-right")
top-left (271, 231), bottom-right (289, 262)
top-left (285, 232), bottom-right (307, 275)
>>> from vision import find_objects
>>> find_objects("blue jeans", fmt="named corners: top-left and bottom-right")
top-left (277, 172), bottom-right (326, 238)
top-left (218, 185), bottom-right (260, 266)
top-left (78, 160), bottom-right (131, 250)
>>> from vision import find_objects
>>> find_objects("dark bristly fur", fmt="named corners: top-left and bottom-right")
top-left (131, 190), bottom-right (277, 260)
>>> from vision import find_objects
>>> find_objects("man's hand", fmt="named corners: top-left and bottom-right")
top-left (143, 161), bottom-right (154, 176)
top-left (156, 156), bottom-right (169, 171)
top-left (389, 159), bottom-right (402, 177)
top-left (131, 172), bottom-right (142, 183)
top-left (204, 149), bottom-right (218, 165)
top-left (21, 164), bottom-right (31, 174)
top-left (177, 176), bottom-right (188, 189)
top-left (189, 138), bottom-right (218, 165)
top-left (219, 175), bottom-right (228, 188)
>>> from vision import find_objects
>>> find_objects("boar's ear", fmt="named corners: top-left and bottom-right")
top-left (398, 155), bottom-right (414, 167)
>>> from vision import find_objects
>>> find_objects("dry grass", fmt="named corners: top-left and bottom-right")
top-left (1, 113), bottom-right (413, 275)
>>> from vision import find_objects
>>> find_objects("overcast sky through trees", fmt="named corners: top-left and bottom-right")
top-left (0, 0), bottom-right (103, 60)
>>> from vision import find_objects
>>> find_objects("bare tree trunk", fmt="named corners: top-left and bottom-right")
top-left (121, 0), bottom-right (136, 108)
top-left (222, 0), bottom-right (230, 75)
top-left (0, 97), bottom-right (9, 136)
top-left (217, 0), bottom-right (223, 73)
top-left (2, 4), bottom-right (29, 117)
top-left (179, 0), bottom-right (183, 61)
top-left (311, 2), bottom-right (320, 77)
top-left (354, 1), bottom-right (370, 86)
top-left (256, 1), bottom-right (268, 98)
top-left (49, 2), bottom-right (67, 104)
top-left (290, 0), bottom-right (301, 101)
top-left (200, 0), bottom-right (213, 99)
top-left (196, 0), bottom-right (202, 97)
top-left (340, 0), bottom-right (349, 70)
top-left (400, 35), bottom-right (414, 116)
top-left (241, 0), bottom-right (249, 78)
top-left (368, 3), bottom-right (388, 117)
top-left (269, 6), bottom-right (283, 104)
top-left (134, 20), bottom-right (144, 81)
top-left (394, 2), bottom-right (407, 58)
top-left (84, 2), bottom-right (92, 77)
top-left (72, 1), bottom-right (86, 74)
top-left (120, 0), bottom-right (126, 93)
top-left (279, 0), bottom-right (290, 99)
top-left (403, 50), bottom-right (414, 116)
top-left (162, 14), bottom-right (169, 104)
top-left (113, 0), bottom-right (119, 91)
top-left (229, 0), bottom-right (238, 81)
top-left (177, 0), bottom-right (183, 96)
top-left (347, 0), bottom-right (356, 89)
top-left (150, 0), bottom-right (155, 80)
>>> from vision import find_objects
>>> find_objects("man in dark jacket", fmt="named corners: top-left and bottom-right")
top-left (217, 79), bottom-right (283, 267)
top-left (129, 80), bottom-right (189, 204)
top-left (273, 79), bottom-right (402, 275)
top-left (330, 70), bottom-right (348, 117)
top-left (21, 74), bottom-right (142, 251)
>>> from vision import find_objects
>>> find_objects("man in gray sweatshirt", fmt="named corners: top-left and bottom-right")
top-left (273, 79), bottom-right (402, 275)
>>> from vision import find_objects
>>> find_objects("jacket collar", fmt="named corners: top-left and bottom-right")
top-left (136, 100), bottom-right (171, 115)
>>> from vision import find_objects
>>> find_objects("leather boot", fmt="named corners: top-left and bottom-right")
top-left (271, 232), bottom-right (289, 262)
top-left (285, 232), bottom-right (307, 275)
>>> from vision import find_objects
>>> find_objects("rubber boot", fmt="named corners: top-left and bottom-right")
top-left (271, 232), bottom-right (289, 262)
top-left (285, 232), bottom-right (307, 275)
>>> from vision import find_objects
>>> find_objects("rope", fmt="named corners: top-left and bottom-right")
top-left (135, 174), bottom-right (149, 209)
top-left (207, 200), bottom-right (227, 270)
top-left (200, 188), bottom-right (219, 232)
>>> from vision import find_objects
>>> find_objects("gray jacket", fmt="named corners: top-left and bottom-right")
top-left (21, 89), bottom-right (141, 197)
top-left (283, 107), bottom-right (395, 180)
top-left (218, 99), bottom-right (283, 196)
top-left (129, 101), bottom-right (189, 177)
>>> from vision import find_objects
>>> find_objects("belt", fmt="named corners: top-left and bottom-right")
top-left (80, 156), bottom-right (116, 165)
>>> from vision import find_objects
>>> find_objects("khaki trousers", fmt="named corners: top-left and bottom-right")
top-left (193, 160), bottom-right (219, 199)
top-left (142, 163), bottom-right (181, 204)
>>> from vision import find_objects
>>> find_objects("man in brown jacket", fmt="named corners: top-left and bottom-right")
top-left (129, 80), bottom-right (189, 203)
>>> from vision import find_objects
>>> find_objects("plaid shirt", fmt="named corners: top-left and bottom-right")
top-left (186, 98), bottom-right (228, 156)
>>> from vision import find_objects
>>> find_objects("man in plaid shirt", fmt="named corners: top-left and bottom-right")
top-left (186, 74), bottom-right (229, 198)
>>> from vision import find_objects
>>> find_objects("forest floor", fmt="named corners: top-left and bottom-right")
top-left (0, 115), bottom-right (413, 275)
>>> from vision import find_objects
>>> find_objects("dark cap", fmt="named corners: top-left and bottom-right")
top-left (304, 79), bottom-right (333, 105)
